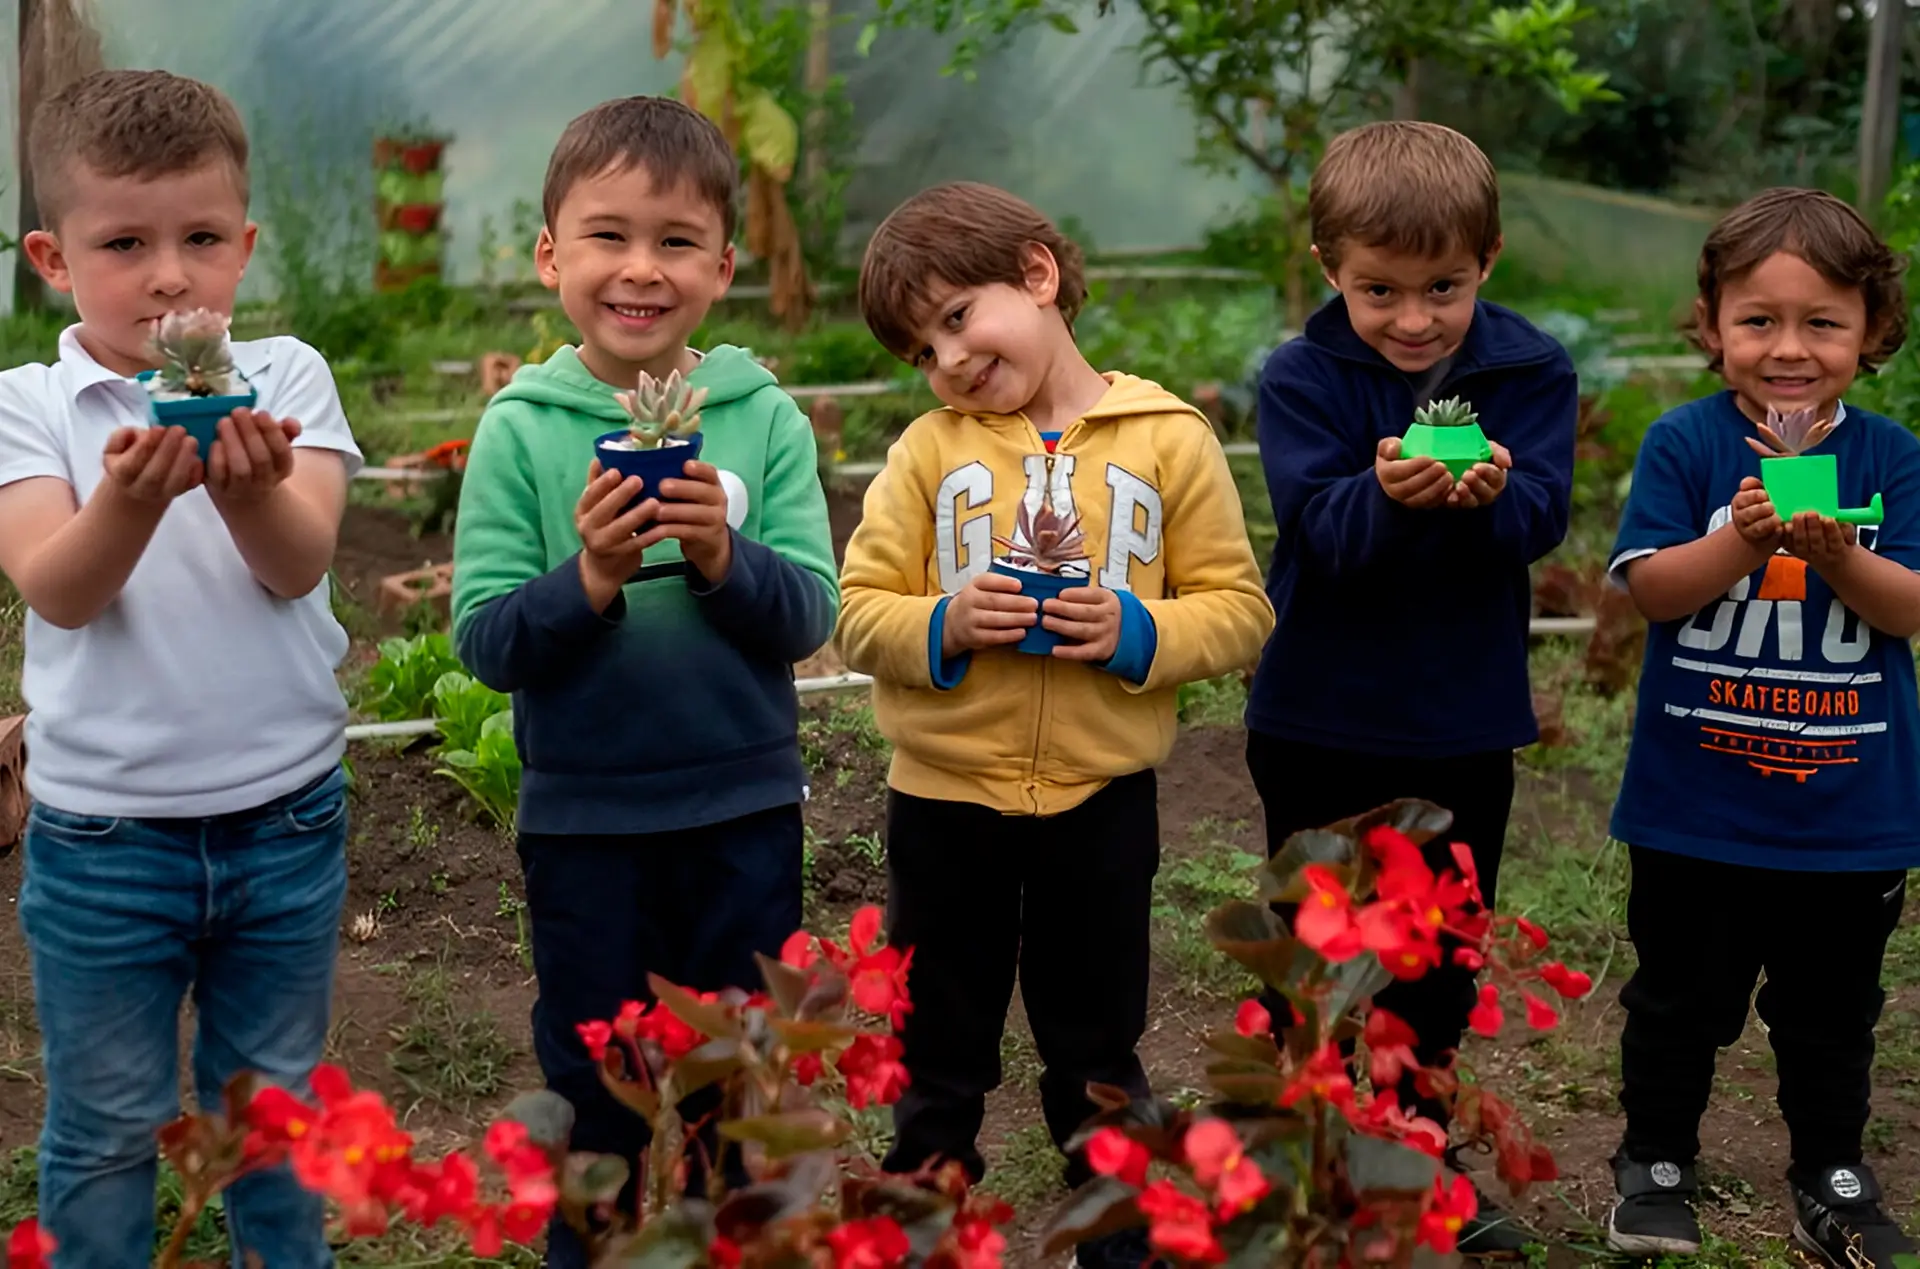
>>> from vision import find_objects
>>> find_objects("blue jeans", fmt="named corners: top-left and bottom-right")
top-left (19, 766), bottom-right (349, 1269)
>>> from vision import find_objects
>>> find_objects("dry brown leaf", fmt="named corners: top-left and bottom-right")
top-left (652, 0), bottom-right (676, 58)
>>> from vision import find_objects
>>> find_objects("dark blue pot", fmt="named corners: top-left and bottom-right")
top-left (137, 371), bottom-right (256, 463)
top-left (593, 430), bottom-right (704, 516)
top-left (988, 560), bottom-right (1084, 655)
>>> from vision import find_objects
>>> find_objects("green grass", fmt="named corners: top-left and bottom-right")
top-left (383, 955), bottom-right (517, 1115)
top-left (1, 575), bottom-right (23, 717)
top-left (979, 1123), bottom-right (1065, 1211)
top-left (1152, 819), bottom-right (1264, 999)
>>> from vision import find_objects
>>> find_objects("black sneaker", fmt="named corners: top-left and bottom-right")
top-left (1607, 1155), bottom-right (1702, 1257)
top-left (1452, 1167), bottom-right (1536, 1257)
top-left (1790, 1163), bottom-right (1917, 1268)
top-left (1073, 1225), bottom-right (1152, 1269)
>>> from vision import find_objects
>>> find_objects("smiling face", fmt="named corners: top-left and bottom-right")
top-left (24, 158), bottom-right (255, 377)
top-left (1319, 239), bottom-right (1497, 374)
top-left (903, 246), bottom-right (1074, 417)
top-left (536, 161), bottom-right (735, 387)
top-left (1700, 250), bottom-right (1870, 424)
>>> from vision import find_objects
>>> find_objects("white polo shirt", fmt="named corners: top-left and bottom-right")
top-left (0, 326), bottom-right (364, 817)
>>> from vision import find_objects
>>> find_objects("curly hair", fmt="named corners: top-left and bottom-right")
top-left (1692, 187), bottom-right (1907, 373)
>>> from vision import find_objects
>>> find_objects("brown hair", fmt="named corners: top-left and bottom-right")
top-left (30, 65), bottom-right (250, 228)
top-left (542, 96), bottom-right (738, 241)
top-left (859, 181), bottom-right (1087, 359)
top-left (1310, 121), bottom-right (1501, 270)
top-left (1692, 187), bottom-right (1907, 372)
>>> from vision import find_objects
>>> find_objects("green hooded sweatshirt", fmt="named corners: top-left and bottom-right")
top-left (451, 345), bottom-right (839, 835)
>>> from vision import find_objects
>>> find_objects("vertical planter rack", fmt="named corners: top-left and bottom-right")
top-left (374, 134), bottom-right (449, 292)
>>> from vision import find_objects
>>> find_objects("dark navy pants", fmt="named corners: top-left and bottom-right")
top-left (517, 803), bottom-right (804, 1268)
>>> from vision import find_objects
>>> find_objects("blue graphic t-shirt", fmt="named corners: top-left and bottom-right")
top-left (1610, 391), bottom-right (1920, 871)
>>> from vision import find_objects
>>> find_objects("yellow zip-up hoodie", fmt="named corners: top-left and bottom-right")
top-left (837, 373), bottom-right (1275, 816)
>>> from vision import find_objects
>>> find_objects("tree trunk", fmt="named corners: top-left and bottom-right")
top-left (1393, 59), bottom-right (1422, 119)
top-left (16, 0), bottom-right (45, 313)
top-left (1860, 0), bottom-right (1903, 214)
top-left (1276, 167), bottom-right (1308, 332)
top-left (803, 0), bottom-right (831, 204)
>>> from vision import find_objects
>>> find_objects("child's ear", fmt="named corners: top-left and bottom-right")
top-left (1694, 297), bottom-right (1723, 356)
top-left (534, 225), bottom-right (560, 289)
top-left (715, 242), bottom-right (737, 294)
top-left (1478, 235), bottom-right (1504, 284)
top-left (23, 230), bottom-right (71, 294)
top-left (1021, 243), bottom-right (1060, 307)
top-left (1312, 244), bottom-right (1338, 292)
top-left (238, 221), bottom-right (259, 280)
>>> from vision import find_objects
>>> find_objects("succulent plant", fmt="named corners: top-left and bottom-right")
top-left (616, 369), bottom-right (707, 449)
top-left (994, 501), bottom-right (1088, 575)
top-left (1745, 404), bottom-right (1839, 457)
top-left (1413, 396), bottom-right (1479, 428)
top-left (147, 308), bottom-right (239, 398)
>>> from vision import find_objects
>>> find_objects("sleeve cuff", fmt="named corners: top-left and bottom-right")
top-left (928, 595), bottom-right (971, 690)
top-left (1100, 589), bottom-right (1157, 685)
top-left (527, 552), bottom-right (625, 632)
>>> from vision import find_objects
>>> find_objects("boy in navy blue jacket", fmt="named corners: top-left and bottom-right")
top-left (1245, 121), bottom-right (1576, 1253)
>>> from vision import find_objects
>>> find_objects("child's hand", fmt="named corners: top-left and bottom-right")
top-left (643, 460), bottom-right (734, 583)
top-left (1043, 585), bottom-right (1122, 662)
top-left (1731, 477), bottom-right (1785, 552)
top-left (1446, 442), bottom-right (1512, 508)
top-left (1374, 437), bottom-right (1453, 508)
top-left (101, 425), bottom-right (203, 505)
top-left (206, 408), bottom-right (301, 507)
top-left (574, 460), bottom-right (655, 612)
top-left (941, 571), bottom-right (1036, 657)
top-left (1784, 510), bottom-right (1857, 568)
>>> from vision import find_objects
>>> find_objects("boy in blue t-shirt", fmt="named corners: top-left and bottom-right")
top-left (1246, 120), bottom-right (1575, 1254)
top-left (1606, 187), bottom-right (1920, 1269)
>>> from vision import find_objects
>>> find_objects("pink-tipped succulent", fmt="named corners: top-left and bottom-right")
top-left (147, 308), bottom-right (239, 398)
top-left (616, 368), bottom-right (707, 449)
top-left (1745, 404), bottom-right (1838, 458)
top-left (994, 501), bottom-right (1088, 575)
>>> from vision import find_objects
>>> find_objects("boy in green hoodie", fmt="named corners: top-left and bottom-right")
top-left (451, 96), bottom-right (838, 1266)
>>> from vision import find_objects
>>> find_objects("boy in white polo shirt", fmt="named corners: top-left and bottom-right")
top-left (0, 69), bottom-right (360, 1268)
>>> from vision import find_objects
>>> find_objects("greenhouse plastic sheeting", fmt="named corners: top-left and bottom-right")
top-left (0, 0), bottom-right (1263, 298)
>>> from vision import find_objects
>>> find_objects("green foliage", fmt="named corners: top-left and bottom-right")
top-left (430, 671), bottom-right (511, 755)
top-left (435, 711), bottom-right (522, 829)
top-left (360, 633), bottom-right (465, 722)
top-left (1076, 287), bottom-right (1279, 396)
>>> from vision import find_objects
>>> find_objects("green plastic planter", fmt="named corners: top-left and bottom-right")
top-left (1760, 454), bottom-right (1884, 526)
top-left (1400, 421), bottom-right (1492, 480)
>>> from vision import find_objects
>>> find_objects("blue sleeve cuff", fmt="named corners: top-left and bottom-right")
top-left (1100, 589), bottom-right (1157, 685)
top-left (928, 595), bottom-right (971, 690)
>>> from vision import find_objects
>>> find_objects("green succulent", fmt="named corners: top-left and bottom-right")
top-left (1413, 396), bottom-right (1479, 428)
top-left (147, 308), bottom-right (239, 397)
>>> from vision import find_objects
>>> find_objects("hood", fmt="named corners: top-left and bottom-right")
top-left (489, 343), bottom-right (780, 421)
top-left (1303, 296), bottom-right (1563, 376)
top-left (952, 372), bottom-right (1209, 430)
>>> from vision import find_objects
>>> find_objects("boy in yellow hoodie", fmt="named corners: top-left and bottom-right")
top-left (839, 181), bottom-right (1273, 1269)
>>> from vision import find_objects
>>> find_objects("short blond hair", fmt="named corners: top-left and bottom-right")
top-left (1309, 121), bottom-right (1500, 270)
top-left (29, 69), bottom-right (249, 228)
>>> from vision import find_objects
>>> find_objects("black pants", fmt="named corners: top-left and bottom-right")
top-left (1246, 731), bottom-right (1514, 1124)
top-left (1618, 845), bottom-right (1905, 1171)
top-left (517, 804), bottom-right (804, 1269)
top-left (881, 770), bottom-right (1159, 1190)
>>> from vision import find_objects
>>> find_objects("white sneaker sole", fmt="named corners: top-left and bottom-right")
top-left (1607, 1205), bottom-right (1702, 1257)
top-left (1792, 1220), bottom-right (1874, 1269)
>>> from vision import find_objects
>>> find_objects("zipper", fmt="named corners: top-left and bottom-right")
top-left (1016, 413), bottom-right (1086, 812)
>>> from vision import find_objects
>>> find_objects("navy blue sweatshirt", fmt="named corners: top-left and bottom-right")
top-left (1244, 297), bottom-right (1577, 757)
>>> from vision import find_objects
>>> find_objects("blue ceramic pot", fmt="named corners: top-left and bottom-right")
top-left (988, 560), bottom-right (1085, 655)
top-left (593, 430), bottom-right (704, 516)
top-left (137, 370), bottom-right (256, 463)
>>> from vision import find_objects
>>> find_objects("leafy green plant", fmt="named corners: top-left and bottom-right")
top-left (435, 712), bottom-right (521, 829)
top-left (866, 0), bottom-right (1615, 326)
top-left (431, 671), bottom-right (511, 755)
top-left (360, 633), bottom-right (464, 722)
